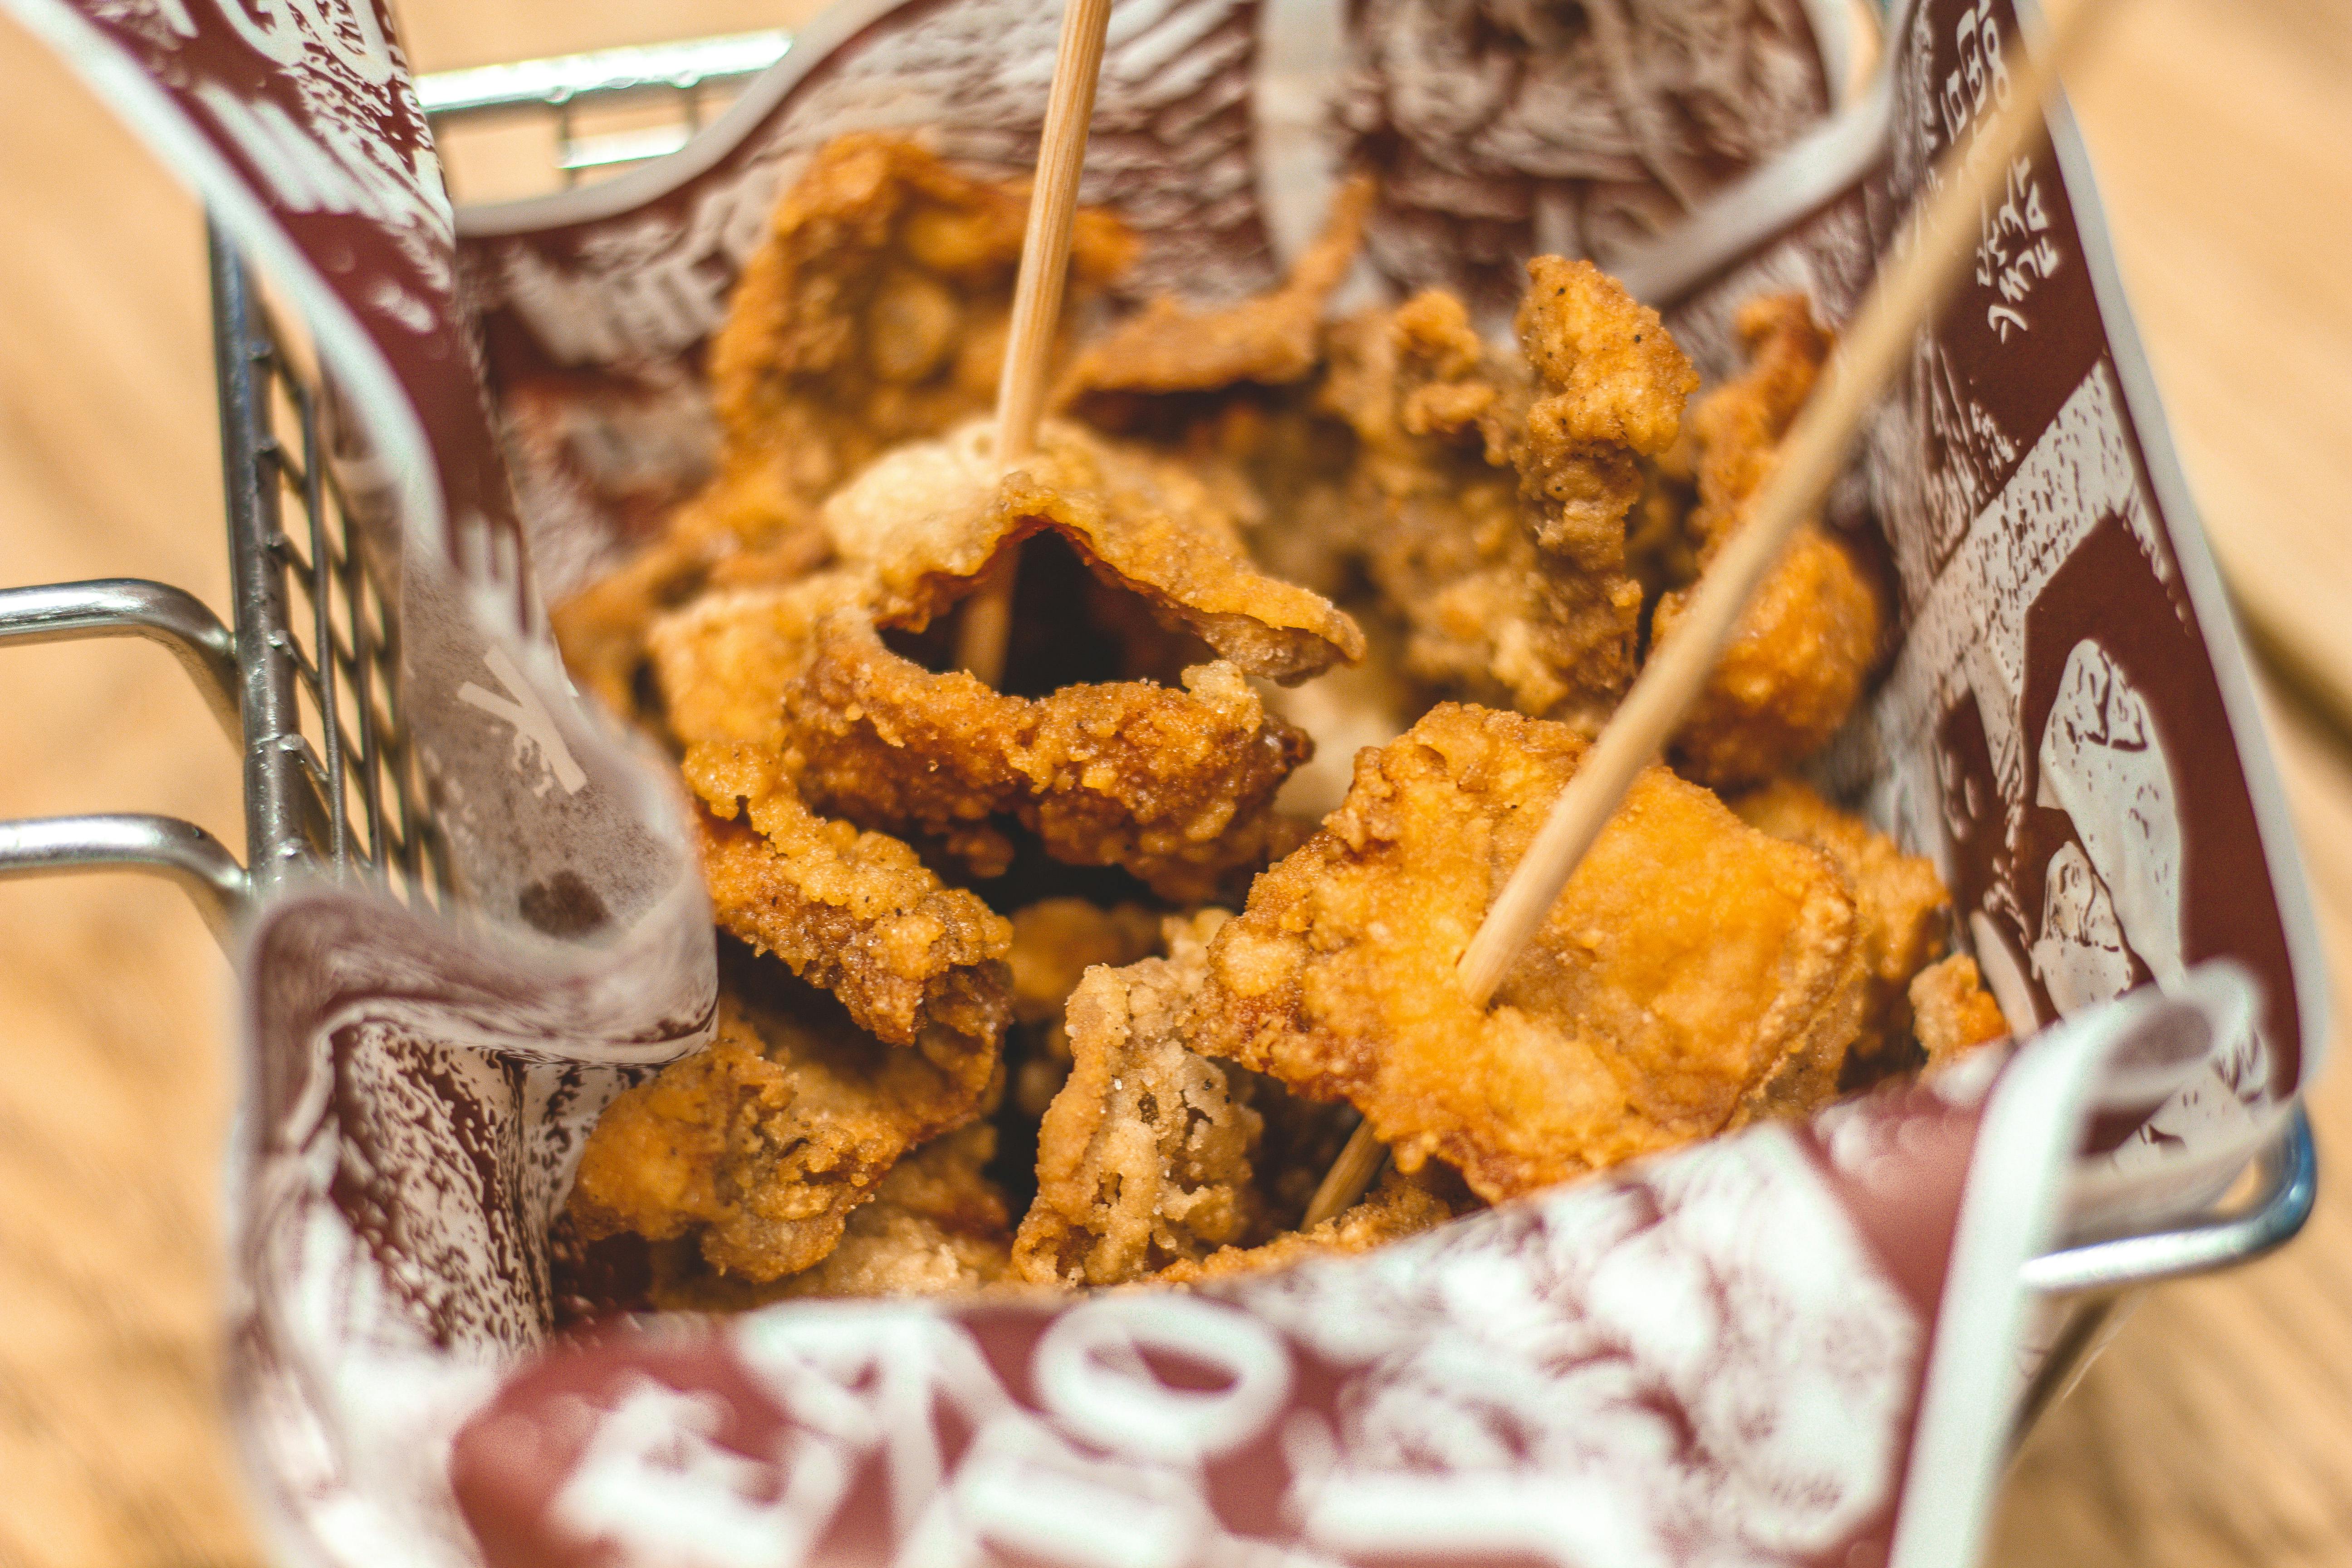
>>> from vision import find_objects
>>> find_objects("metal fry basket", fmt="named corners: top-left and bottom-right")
top-left (0, 30), bottom-right (2316, 1453)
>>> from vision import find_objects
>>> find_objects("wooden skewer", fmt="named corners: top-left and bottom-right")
top-left (954, 0), bottom-right (1116, 686)
top-left (1301, 0), bottom-right (2119, 1230)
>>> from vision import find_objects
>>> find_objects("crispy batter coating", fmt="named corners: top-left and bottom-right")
top-left (1324, 259), bottom-right (1692, 724)
top-left (1651, 294), bottom-right (1882, 788)
top-left (1152, 1166), bottom-right (1468, 1284)
top-left (1190, 703), bottom-right (1865, 1201)
top-left (822, 416), bottom-right (1362, 681)
top-left (1910, 954), bottom-right (2011, 1071)
top-left (568, 973), bottom-right (995, 1282)
top-left (786, 613), bottom-right (1310, 899)
top-left (1054, 176), bottom-right (1375, 400)
top-left (686, 740), bottom-right (1013, 1064)
top-left (710, 133), bottom-right (1134, 528)
top-left (1513, 256), bottom-right (1700, 564)
top-left (1011, 912), bottom-right (1273, 1285)
top-left (550, 134), bottom-right (1134, 721)
top-left (1734, 779), bottom-right (1952, 1063)
top-left (647, 572), bottom-right (868, 747)
top-left (1007, 898), bottom-right (1166, 1121)
top-left (554, 525), bottom-right (834, 724)
top-left (647, 1123), bottom-right (1014, 1308)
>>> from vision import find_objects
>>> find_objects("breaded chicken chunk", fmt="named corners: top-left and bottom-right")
top-left (647, 572), bottom-right (868, 747)
top-left (1734, 779), bottom-right (1952, 1063)
top-left (1326, 260), bottom-right (1693, 724)
top-left (1189, 704), bottom-right (1865, 1202)
top-left (1152, 1166), bottom-right (1471, 1284)
top-left (821, 416), bottom-right (1363, 682)
top-left (1005, 898), bottom-right (1165, 1119)
top-left (685, 740), bottom-right (1013, 1065)
top-left (568, 965), bottom-right (998, 1282)
top-left (1054, 176), bottom-right (1375, 400)
top-left (1011, 912), bottom-right (1272, 1285)
top-left (1910, 954), bottom-right (2011, 1071)
top-left (786, 614), bottom-right (1310, 899)
top-left (647, 1122), bottom-right (1014, 1308)
top-left (550, 135), bottom-right (1134, 722)
top-left (1650, 294), bottom-right (1881, 788)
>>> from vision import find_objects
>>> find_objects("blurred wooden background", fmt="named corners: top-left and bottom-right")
top-left (0, 0), bottom-right (2346, 1562)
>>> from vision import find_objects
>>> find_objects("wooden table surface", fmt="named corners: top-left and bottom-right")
top-left (0, 0), bottom-right (2346, 1563)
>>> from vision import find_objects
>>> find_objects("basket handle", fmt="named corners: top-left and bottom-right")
top-left (0, 578), bottom-right (250, 943)
top-left (0, 578), bottom-right (241, 741)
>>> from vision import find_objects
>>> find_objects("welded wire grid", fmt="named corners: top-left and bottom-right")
top-left (210, 223), bottom-right (449, 911)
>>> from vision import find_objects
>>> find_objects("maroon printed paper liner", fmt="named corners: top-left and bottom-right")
top-left (4, 0), bottom-right (2323, 1563)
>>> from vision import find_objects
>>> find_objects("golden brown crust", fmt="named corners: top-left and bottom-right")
top-left (1734, 779), bottom-right (1952, 1063)
top-left (785, 614), bottom-right (1309, 899)
top-left (1151, 1166), bottom-right (1469, 1284)
top-left (821, 417), bottom-right (1363, 681)
top-left (647, 573), bottom-right (868, 748)
top-left (1911, 954), bottom-right (2012, 1071)
top-left (1011, 912), bottom-right (1273, 1285)
top-left (647, 1123), bottom-right (1014, 1308)
top-left (1513, 256), bottom-right (1700, 564)
top-left (1054, 175), bottom-right (1375, 400)
top-left (685, 741), bottom-right (1014, 1063)
top-left (711, 133), bottom-right (1134, 516)
top-left (569, 977), bottom-right (997, 1282)
top-left (550, 134), bottom-right (1134, 723)
top-left (1325, 258), bottom-right (1692, 725)
top-left (1189, 703), bottom-right (1865, 1202)
top-left (1650, 294), bottom-right (1882, 789)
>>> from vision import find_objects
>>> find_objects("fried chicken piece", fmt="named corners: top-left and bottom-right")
top-left (1006, 898), bottom-right (1165, 1120)
top-left (568, 971), bottom-right (996, 1282)
top-left (711, 133), bottom-right (1134, 526)
top-left (1649, 294), bottom-right (1882, 788)
top-left (1325, 260), bottom-right (1693, 724)
top-left (785, 613), bottom-right (1309, 900)
top-left (686, 740), bottom-right (1013, 1066)
top-left (551, 134), bottom-right (1134, 720)
top-left (1189, 703), bottom-right (1865, 1202)
top-left (1152, 1165), bottom-right (1467, 1284)
top-left (646, 1123), bottom-right (1014, 1308)
top-left (821, 416), bottom-right (1363, 682)
top-left (1011, 912), bottom-right (1276, 1285)
top-left (1734, 779), bottom-right (1952, 1063)
top-left (1513, 256), bottom-right (1700, 565)
top-left (1910, 954), bottom-right (2011, 1071)
top-left (1054, 176), bottom-right (1376, 400)
top-left (647, 572), bottom-right (868, 747)
top-left (554, 524), bottom-right (834, 724)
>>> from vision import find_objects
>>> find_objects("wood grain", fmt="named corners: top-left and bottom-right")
top-left (0, 0), bottom-right (2341, 1563)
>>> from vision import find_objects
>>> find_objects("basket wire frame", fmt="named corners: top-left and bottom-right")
top-left (0, 36), bottom-right (2313, 1460)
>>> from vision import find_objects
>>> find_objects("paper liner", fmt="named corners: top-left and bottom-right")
top-left (1, 0), bottom-right (2325, 1563)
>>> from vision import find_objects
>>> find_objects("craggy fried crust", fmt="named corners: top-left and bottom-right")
top-left (786, 613), bottom-right (1310, 899)
top-left (647, 1122), bottom-right (1014, 1308)
top-left (647, 572), bottom-right (868, 747)
top-left (1910, 954), bottom-right (2011, 1071)
top-left (550, 134), bottom-right (1134, 722)
top-left (710, 133), bottom-right (1134, 524)
top-left (1006, 898), bottom-right (1168, 1121)
top-left (1735, 779), bottom-right (1952, 1063)
top-left (685, 740), bottom-right (1013, 1063)
top-left (1151, 1166), bottom-right (1470, 1284)
top-left (1513, 256), bottom-right (1700, 564)
top-left (821, 416), bottom-right (1363, 681)
top-left (1189, 703), bottom-right (1864, 1202)
top-left (1651, 294), bottom-right (1882, 788)
top-left (1324, 259), bottom-right (1692, 724)
top-left (1010, 912), bottom-right (1271, 1285)
top-left (568, 974), bottom-right (998, 1282)
top-left (1053, 176), bottom-right (1376, 400)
